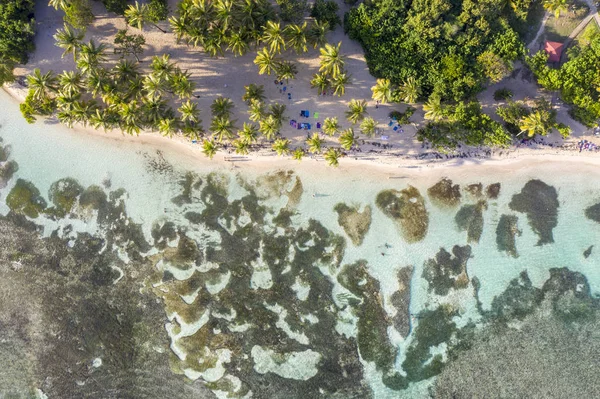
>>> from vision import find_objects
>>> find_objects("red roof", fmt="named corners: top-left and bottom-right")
top-left (544, 41), bottom-right (563, 63)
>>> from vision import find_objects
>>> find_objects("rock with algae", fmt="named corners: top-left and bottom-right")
top-left (376, 186), bottom-right (429, 243)
top-left (509, 179), bottom-right (558, 246)
top-left (391, 265), bottom-right (413, 338)
top-left (455, 200), bottom-right (487, 243)
top-left (496, 214), bottom-right (521, 257)
top-left (422, 245), bottom-right (472, 296)
top-left (334, 203), bottom-right (372, 246)
top-left (427, 178), bottom-right (461, 208)
top-left (6, 179), bottom-right (47, 218)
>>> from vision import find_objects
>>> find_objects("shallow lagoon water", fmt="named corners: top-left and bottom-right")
top-left (2, 89), bottom-right (600, 398)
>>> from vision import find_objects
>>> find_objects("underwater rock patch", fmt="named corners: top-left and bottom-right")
top-left (148, 173), bottom-right (370, 399)
top-left (47, 178), bottom-right (84, 218)
top-left (6, 179), bottom-right (47, 218)
top-left (584, 245), bottom-right (593, 259)
top-left (509, 179), bottom-right (558, 246)
top-left (427, 178), bottom-right (461, 208)
top-left (486, 183), bottom-right (501, 199)
top-left (465, 183), bottom-right (483, 198)
top-left (496, 214), bottom-right (521, 257)
top-left (455, 200), bottom-right (487, 243)
top-left (0, 160), bottom-right (18, 188)
top-left (334, 203), bottom-right (372, 246)
top-left (172, 172), bottom-right (203, 206)
top-left (376, 186), bottom-right (429, 243)
top-left (584, 202), bottom-right (600, 224)
top-left (422, 245), bottom-right (471, 296)
top-left (391, 265), bottom-right (413, 338)
top-left (338, 260), bottom-right (396, 372)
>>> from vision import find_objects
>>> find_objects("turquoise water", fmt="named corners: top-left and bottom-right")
top-left (2, 89), bottom-right (600, 398)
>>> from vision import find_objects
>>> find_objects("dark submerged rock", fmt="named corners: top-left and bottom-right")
top-left (465, 183), bottom-right (483, 198)
top-left (485, 182), bottom-right (501, 199)
top-left (376, 186), bottom-right (429, 243)
top-left (422, 245), bottom-right (472, 296)
top-left (6, 179), bottom-right (47, 218)
top-left (496, 214), bottom-right (521, 257)
top-left (509, 179), bottom-right (559, 245)
top-left (455, 200), bottom-right (487, 243)
top-left (428, 178), bottom-right (461, 208)
top-left (584, 245), bottom-right (594, 258)
top-left (391, 265), bottom-right (413, 337)
top-left (334, 203), bottom-right (372, 246)
top-left (585, 202), bottom-right (600, 224)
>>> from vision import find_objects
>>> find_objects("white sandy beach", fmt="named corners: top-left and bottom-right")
top-left (4, 0), bottom-right (600, 178)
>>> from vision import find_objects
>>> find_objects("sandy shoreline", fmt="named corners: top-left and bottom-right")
top-left (5, 81), bottom-right (600, 185)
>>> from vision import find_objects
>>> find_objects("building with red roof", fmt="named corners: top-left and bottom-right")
top-left (544, 41), bottom-right (564, 63)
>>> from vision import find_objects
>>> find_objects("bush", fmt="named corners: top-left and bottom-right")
top-left (276, 0), bottom-right (308, 23)
top-left (148, 0), bottom-right (168, 21)
top-left (494, 88), bottom-right (513, 101)
top-left (569, 106), bottom-right (598, 127)
top-left (0, 0), bottom-right (35, 84)
top-left (310, 0), bottom-right (341, 30)
top-left (389, 107), bottom-right (416, 124)
top-left (102, 0), bottom-right (128, 14)
top-left (556, 123), bottom-right (571, 138)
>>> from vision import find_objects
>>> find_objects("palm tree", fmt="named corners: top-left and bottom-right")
top-left (371, 78), bottom-right (393, 104)
top-left (56, 91), bottom-right (81, 112)
top-left (119, 100), bottom-right (142, 135)
top-left (169, 16), bottom-right (188, 44)
top-left (275, 61), bottom-right (298, 83)
top-left (292, 147), bottom-right (304, 161)
top-left (112, 59), bottom-right (139, 85)
top-left (397, 76), bottom-right (421, 104)
top-left (58, 70), bottom-right (84, 96)
top-left (87, 68), bottom-right (112, 97)
top-left (202, 139), bottom-right (218, 159)
top-left (179, 100), bottom-right (200, 123)
top-left (423, 93), bottom-right (445, 121)
top-left (27, 69), bottom-right (57, 100)
top-left (90, 108), bottom-right (119, 131)
top-left (143, 74), bottom-right (166, 100)
top-left (306, 133), bottom-right (324, 154)
top-left (211, 116), bottom-right (236, 141)
top-left (254, 47), bottom-right (279, 75)
top-left (544, 0), bottom-right (568, 18)
top-left (307, 20), bottom-right (328, 49)
top-left (339, 128), bottom-right (359, 150)
top-left (272, 138), bottom-right (290, 156)
top-left (125, 2), bottom-right (167, 32)
top-left (324, 147), bottom-right (341, 167)
top-left (261, 21), bottom-right (285, 54)
top-left (519, 110), bottom-right (548, 137)
top-left (248, 99), bottom-right (265, 122)
top-left (360, 117), bottom-right (377, 137)
top-left (233, 139), bottom-right (250, 154)
top-left (49, 0), bottom-right (69, 11)
top-left (142, 96), bottom-right (168, 125)
top-left (269, 103), bottom-right (287, 124)
top-left (227, 32), bottom-right (250, 56)
top-left (319, 42), bottom-right (345, 78)
top-left (238, 122), bottom-right (259, 143)
top-left (54, 24), bottom-right (84, 61)
top-left (80, 40), bottom-right (108, 64)
top-left (310, 73), bottom-right (330, 95)
top-left (203, 33), bottom-right (225, 57)
top-left (332, 72), bottom-right (351, 97)
top-left (323, 117), bottom-right (340, 136)
top-left (215, 0), bottom-right (234, 30)
top-left (284, 22), bottom-right (307, 53)
top-left (58, 111), bottom-right (77, 128)
top-left (242, 84), bottom-right (265, 104)
top-left (259, 114), bottom-right (280, 140)
top-left (150, 54), bottom-right (175, 82)
top-left (345, 99), bottom-right (367, 124)
top-left (171, 70), bottom-right (196, 99)
top-left (211, 96), bottom-right (234, 117)
top-left (158, 117), bottom-right (180, 138)
top-left (182, 121), bottom-right (205, 140)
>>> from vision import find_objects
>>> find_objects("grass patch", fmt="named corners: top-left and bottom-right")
top-left (544, 2), bottom-right (589, 43)
top-left (575, 20), bottom-right (600, 47)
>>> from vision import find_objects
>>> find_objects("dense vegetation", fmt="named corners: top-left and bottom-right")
top-left (346, 0), bottom-right (532, 102)
top-left (0, 0), bottom-right (36, 85)
top-left (528, 38), bottom-right (600, 126)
